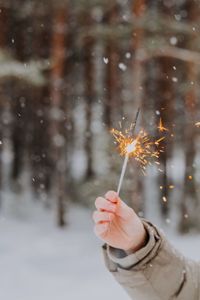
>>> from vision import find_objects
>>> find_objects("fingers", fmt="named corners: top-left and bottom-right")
top-left (94, 222), bottom-right (109, 236)
top-left (93, 210), bottom-right (114, 224)
top-left (105, 190), bottom-right (118, 203)
top-left (104, 190), bottom-right (134, 220)
top-left (95, 197), bottom-right (117, 212)
top-left (94, 190), bottom-right (134, 220)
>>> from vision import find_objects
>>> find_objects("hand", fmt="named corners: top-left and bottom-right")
top-left (93, 191), bottom-right (147, 253)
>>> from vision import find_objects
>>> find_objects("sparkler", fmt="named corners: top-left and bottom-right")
top-left (108, 110), bottom-right (167, 233)
top-left (108, 108), bottom-right (140, 233)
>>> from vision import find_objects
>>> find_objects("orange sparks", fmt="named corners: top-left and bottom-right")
top-left (158, 118), bottom-right (169, 132)
top-left (195, 122), bottom-right (200, 127)
top-left (110, 124), bottom-right (165, 174)
top-left (155, 136), bottom-right (165, 146)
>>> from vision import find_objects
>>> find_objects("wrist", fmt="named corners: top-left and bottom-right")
top-left (125, 226), bottom-right (149, 255)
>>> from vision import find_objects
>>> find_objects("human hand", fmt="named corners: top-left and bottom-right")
top-left (93, 191), bottom-right (147, 253)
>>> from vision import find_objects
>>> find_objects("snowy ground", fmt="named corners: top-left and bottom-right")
top-left (0, 200), bottom-right (200, 300)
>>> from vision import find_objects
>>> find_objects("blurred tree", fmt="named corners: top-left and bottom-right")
top-left (0, 0), bottom-right (199, 230)
top-left (50, 4), bottom-right (68, 226)
top-left (27, 5), bottom-right (53, 202)
top-left (180, 0), bottom-right (200, 232)
top-left (82, 11), bottom-right (95, 179)
top-left (104, 3), bottom-right (119, 129)
top-left (130, 0), bottom-right (146, 214)
top-left (156, 57), bottom-right (174, 217)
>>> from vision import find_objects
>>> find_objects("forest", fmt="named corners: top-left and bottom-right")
top-left (0, 0), bottom-right (200, 232)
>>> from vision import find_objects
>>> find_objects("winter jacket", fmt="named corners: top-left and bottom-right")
top-left (102, 219), bottom-right (199, 300)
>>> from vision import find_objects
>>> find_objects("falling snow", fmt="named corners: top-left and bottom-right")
top-left (172, 77), bottom-right (178, 82)
top-left (170, 37), bottom-right (177, 45)
top-left (125, 52), bottom-right (131, 59)
top-left (103, 57), bottom-right (109, 64)
top-left (118, 63), bottom-right (127, 71)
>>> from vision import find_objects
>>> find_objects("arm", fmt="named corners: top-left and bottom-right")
top-left (93, 191), bottom-right (199, 300)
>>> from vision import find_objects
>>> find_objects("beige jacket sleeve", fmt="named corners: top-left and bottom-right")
top-left (102, 220), bottom-right (200, 300)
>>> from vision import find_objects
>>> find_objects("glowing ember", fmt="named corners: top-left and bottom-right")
top-left (169, 185), bottom-right (175, 189)
top-left (155, 136), bottom-right (165, 146)
top-left (109, 113), bottom-right (170, 223)
top-left (162, 196), bottom-right (167, 202)
top-left (158, 118), bottom-right (168, 132)
top-left (195, 122), bottom-right (200, 127)
top-left (189, 175), bottom-right (192, 180)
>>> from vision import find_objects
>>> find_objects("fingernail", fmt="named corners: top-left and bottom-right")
top-left (105, 191), bottom-right (118, 203)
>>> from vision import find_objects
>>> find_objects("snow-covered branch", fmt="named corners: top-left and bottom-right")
top-left (0, 50), bottom-right (51, 86)
top-left (136, 46), bottom-right (200, 64)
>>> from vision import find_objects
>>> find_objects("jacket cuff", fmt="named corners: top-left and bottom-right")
top-left (105, 219), bottom-right (161, 270)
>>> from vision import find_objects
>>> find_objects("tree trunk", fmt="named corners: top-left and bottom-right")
top-left (0, 4), bottom-right (9, 48)
top-left (179, 0), bottom-right (199, 232)
top-left (84, 37), bottom-right (95, 179)
top-left (156, 57), bottom-right (174, 217)
top-left (104, 4), bottom-right (119, 129)
top-left (130, 0), bottom-right (146, 214)
top-left (50, 6), bottom-right (68, 227)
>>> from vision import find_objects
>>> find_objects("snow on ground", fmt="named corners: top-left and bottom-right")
top-left (0, 200), bottom-right (200, 300)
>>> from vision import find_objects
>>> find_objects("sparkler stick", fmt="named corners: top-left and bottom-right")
top-left (108, 108), bottom-right (140, 233)
top-left (108, 110), bottom-right (167, 233)
top-left (117, 154), bottom-right (129, 195)
top-left (130, 107), bottom-right (140, 138)
top-left (117, 107), bottom-right (140, 195)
